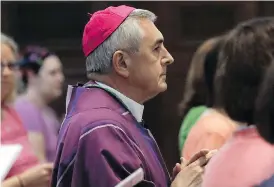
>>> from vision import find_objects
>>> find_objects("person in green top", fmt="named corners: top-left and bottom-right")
top-left (178, 106), bottom-right (207, 152)
top-left (178, 36), bottom-right (223, 154)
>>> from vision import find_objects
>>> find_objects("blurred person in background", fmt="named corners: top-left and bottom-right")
top-left (1, 33), bottom-right (53, 187)
top-left (202, 17), bottom-right (274, 187)
top-left (14, 46), bottom-right (64, 162)
top-left (255, 61), bottom-right (274, 187)
top-left (178, 37), bottom-right (218, 154)
top-left (180, 35), bottom-right (238, 159)
top-left (178, 36), bottom-right (222, 154)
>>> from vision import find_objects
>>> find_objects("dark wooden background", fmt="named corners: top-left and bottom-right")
top-left (2, 1), bottom-right (274, 171)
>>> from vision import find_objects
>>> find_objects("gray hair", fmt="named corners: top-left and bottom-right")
top-left (86, 9), bottom-right (157, 74)
top-left (1, 32), bottom-right (19, 58)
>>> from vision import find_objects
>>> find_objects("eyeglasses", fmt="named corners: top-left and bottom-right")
top-left (1, 62), bottom-right (19, 72)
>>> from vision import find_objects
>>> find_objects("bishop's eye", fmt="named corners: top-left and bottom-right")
top-left (154, 45), bottom-right (160, 51)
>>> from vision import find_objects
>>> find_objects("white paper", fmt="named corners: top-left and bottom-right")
top-left (65, 85), bottom-right (73, 114)
top-left (115, 168), bottom-right (144, 187)
top-left (0, 144), bottom-right (23, 181)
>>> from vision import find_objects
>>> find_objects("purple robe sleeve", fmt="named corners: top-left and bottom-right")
top-left (71, 124), bottom-right (154, 187)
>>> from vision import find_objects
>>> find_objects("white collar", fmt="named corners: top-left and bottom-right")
top-left (95, 81), bottom-right (144, 122)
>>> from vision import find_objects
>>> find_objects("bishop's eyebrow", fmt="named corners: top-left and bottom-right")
top-left (152, 38), bottom-right (164, 47)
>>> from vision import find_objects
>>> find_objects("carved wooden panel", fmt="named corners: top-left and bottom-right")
top-left (15, 2), bottom-right (90, 43)
top-left (258, 1), bottom-right (274, 16)
top-left (1, 1), bottom-right (18, 36)
top-left (179, 3), bottom-right (237, 42)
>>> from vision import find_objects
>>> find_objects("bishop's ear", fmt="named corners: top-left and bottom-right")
top-left (112, 50), bottom-right (130, 78)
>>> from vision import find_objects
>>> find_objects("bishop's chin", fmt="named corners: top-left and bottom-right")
top-left (158, 82), bottom-right (167, 93)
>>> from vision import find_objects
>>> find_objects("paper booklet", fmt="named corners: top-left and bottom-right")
top-left (115, 168), bottom-right (144, 187)
top-left (0, 144), bottom-right (23, 181)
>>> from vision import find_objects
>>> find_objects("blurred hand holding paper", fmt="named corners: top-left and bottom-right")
top-left (115, 168), bottom-right (144, 187)
top-left (0, 144), bottom-right (22, 181)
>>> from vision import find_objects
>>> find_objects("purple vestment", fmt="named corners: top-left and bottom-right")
top-left (51, 82), bottom-right (171, 187)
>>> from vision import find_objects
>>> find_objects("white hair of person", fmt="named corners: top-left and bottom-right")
top-left (1, 32), bottom-right (19, 58)
top-left (86, 9), bottom-right (157, 75)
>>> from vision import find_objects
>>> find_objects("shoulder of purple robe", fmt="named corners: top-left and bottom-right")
top-left (72, 123), bottom-right (156, 187)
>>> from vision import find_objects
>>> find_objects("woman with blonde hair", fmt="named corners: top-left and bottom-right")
top-left (1, 33), bottom-right (53, 187)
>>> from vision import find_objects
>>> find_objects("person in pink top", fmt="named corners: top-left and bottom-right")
top-left (255, 60), bottom-right (274, 187)
top-left (202, 17), bottom-right (274, 187)
top-left (1, 32), bottom-right (53, 187)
